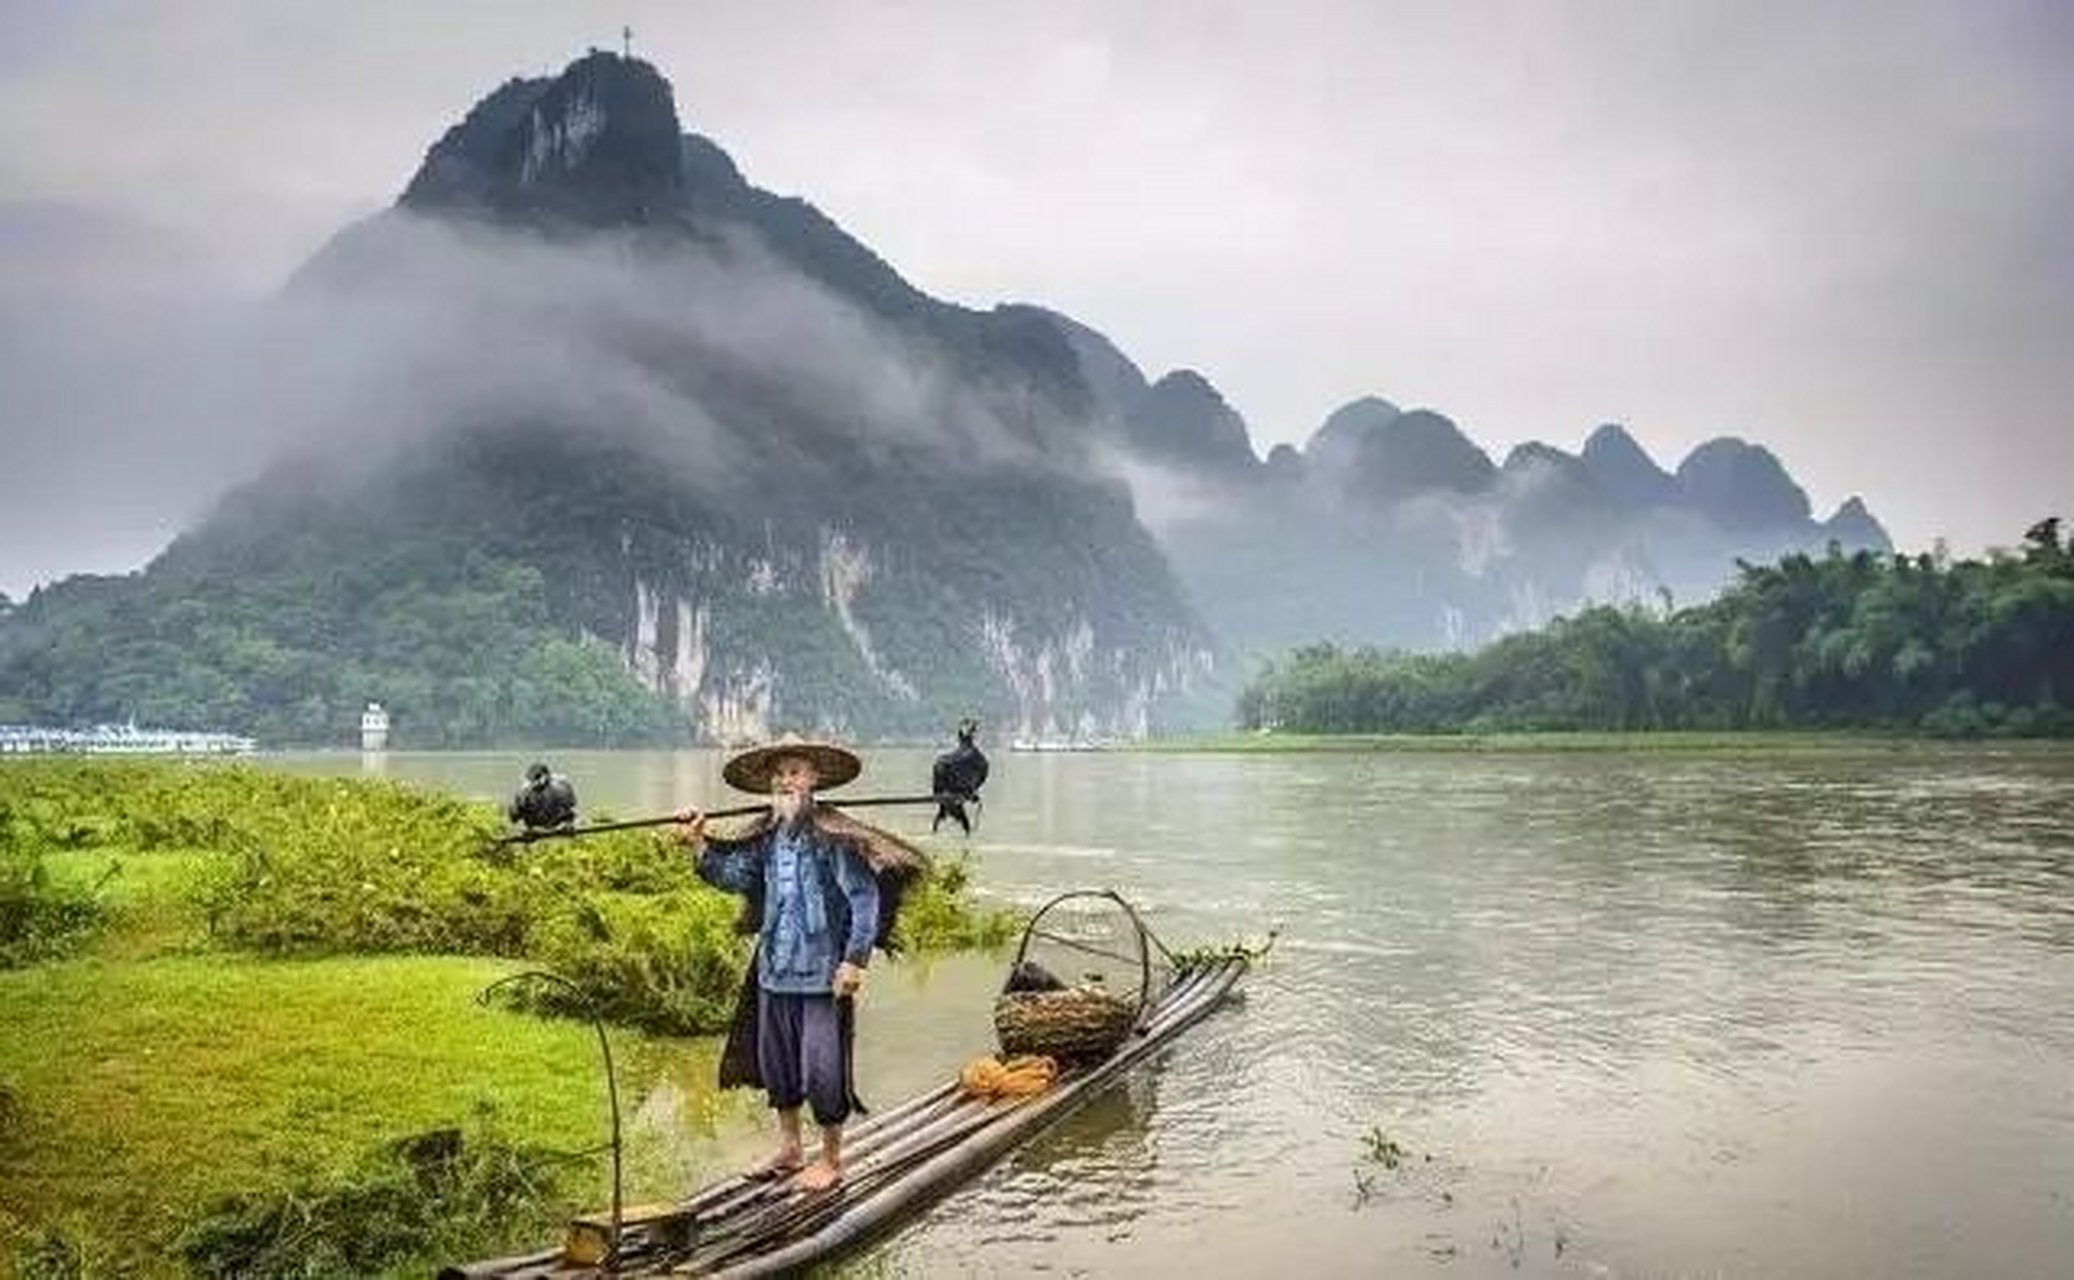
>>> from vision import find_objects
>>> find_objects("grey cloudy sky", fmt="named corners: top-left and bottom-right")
top-left (2, 0), bottom-right (2069, 597)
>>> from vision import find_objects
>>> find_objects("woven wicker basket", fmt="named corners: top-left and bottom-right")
top-left (993, 986), bottom-right (1137, 1060)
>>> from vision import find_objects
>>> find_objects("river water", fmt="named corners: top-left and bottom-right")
top-left (284, 744), bottom-right (2074, 1278)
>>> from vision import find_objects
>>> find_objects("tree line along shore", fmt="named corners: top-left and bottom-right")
top-left (1234, 520), bottom-right (2074, 739)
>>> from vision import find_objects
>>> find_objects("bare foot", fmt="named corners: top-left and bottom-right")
top-left (744, 1149), bottom-right (805, 1182)
top-left (793, 1159), bottom-right (843, 1192)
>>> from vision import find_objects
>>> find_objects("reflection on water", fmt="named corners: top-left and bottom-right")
top-left (272, 743), bottom-right (2074, 1278)
top-left (964, 1074), bottom-right (1164, 1252)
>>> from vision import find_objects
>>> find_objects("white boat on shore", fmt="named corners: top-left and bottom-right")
top-left (0, 723), bottom-right (257, 756)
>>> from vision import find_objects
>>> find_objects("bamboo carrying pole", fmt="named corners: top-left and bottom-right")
top-left (494, 793), bottom-right (970, 847)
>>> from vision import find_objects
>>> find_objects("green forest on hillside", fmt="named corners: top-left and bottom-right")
top-left (0, 546), bottom-right (682, 749)
top-left (0, 419), bottom-right (1199, 748)
top-left (1239, 519), bottom-right (2074, 737)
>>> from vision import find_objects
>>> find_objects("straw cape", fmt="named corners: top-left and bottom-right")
top-left (721, 736), bottom-right (863, 793)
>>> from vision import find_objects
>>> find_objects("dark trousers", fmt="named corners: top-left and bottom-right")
top-left (756, 989), bottom-right (852, 1127)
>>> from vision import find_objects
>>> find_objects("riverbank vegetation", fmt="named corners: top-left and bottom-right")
top-left (0, 758), bottom-right (1016, 1276)
top-left (0, 547), bottom-right (688, 748)
top-left (1238, 519), bottom-right (2074, 738)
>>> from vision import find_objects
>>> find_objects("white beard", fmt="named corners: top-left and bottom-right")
top-left (771, 790), bottom-right (809, 824)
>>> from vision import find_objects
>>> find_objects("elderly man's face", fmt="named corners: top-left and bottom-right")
top-left (771, 756), bottom-right (820, 793)
top-left (769, 755), bottom-right (820, 819)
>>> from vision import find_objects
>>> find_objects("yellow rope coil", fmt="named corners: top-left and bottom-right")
top-left (957, 1054), bottom-right (1059, 1099)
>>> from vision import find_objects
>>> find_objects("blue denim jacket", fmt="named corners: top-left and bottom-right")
top-left (697, 819), bottom-right (881, 995)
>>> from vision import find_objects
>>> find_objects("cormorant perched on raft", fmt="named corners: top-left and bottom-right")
top-left (931, 718), bottom-right (989, 834)
top-left (508, 762), bottom-right (578, 831)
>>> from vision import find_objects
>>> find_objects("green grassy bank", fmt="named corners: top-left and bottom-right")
top-left (0, 759), bottom-right (1017, 1277)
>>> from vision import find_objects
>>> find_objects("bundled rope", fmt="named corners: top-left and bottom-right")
top-left (957, 1054), bottom-right (1060, 1099)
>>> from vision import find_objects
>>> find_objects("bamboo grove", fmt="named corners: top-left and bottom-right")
top-left (1238, 518), bottom-right (2074, 737)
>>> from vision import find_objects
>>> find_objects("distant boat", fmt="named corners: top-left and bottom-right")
top-left (1008, 738), bottom-right (1115, 753)
top-left (0, 723), bottom-right (257, 756)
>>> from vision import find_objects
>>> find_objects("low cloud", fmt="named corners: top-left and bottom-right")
top-left (0, 204), bottom-right (1081, 598)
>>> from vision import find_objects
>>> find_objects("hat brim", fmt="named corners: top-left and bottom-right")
top-left (722, 741), bottom-right (863, 794)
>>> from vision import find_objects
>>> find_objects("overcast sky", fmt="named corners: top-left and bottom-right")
top-left (2, 0), bottom-right (2070, 598)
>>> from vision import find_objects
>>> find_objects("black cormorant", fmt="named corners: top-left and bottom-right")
top-left (508, 762), bottom-right (578, 831)
top-left (930, 719), bottom-right (989, 834)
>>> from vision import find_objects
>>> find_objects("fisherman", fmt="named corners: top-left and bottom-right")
top-left (675, 737), bottom-right (926, 1192)
top-left (508, 762), bottom-right (577, 830)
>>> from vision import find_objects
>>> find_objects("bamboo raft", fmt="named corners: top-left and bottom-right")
top-left (444, 953), bottom-right (1250, 1278)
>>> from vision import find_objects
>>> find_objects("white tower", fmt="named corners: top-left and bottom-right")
top-left (360, 702), bottom-right (390, 751)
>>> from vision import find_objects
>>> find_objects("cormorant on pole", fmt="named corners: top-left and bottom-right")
top-left (931, 719), bottom-right (989, 834)
top-left (622, 25), bottom-right (634, 59)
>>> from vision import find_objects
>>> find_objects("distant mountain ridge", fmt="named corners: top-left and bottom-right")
top-left (1581, 422), bottom-right (1680, 509)
top-left (1029, 331), bottom-right (1890, 654)
top-left (0, 51), bottom-right (1889, 744)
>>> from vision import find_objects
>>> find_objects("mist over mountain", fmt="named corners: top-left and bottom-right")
top-left (0, 51), bottom-right (1888, 744)
top-left (1047, 340), bottom-right (1890, 657)
top-left (1, 53), bottom-right (1206, 745)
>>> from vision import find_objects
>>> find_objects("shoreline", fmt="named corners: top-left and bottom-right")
top-left (1128, 729), bottom-right (2074, 754)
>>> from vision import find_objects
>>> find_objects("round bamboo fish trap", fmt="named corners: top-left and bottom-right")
top-left (992, 890), bottom-right (1157, 1061)
top-left (993, 986), bottom-right (1138, 1060)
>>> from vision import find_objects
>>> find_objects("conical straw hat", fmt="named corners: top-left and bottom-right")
top-left (721, 735), bottom-right (863, 793)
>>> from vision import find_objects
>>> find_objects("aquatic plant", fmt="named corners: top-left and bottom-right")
top-left (1361, 1125), bottom-right (1411, 1170)
top-left (1164, 933), bottom-right (1276, 973)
